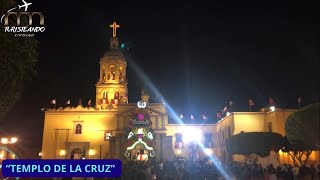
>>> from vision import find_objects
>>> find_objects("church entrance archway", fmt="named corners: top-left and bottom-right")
top-left (130, 144), bottom-right (149, 161)
top-left (70, 148), bottom-right (83, 159)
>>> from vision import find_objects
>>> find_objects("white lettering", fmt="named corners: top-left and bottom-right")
top-left (43, 165), bottom-right (51, 172)
top-left (3, 26), bottom-right (45, 33)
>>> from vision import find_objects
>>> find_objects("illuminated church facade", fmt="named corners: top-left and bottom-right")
top-left (41, 22), bottom-right (320, 166)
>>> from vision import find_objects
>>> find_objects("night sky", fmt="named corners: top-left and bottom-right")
top-left (2, 1), bottom-right (320, 150)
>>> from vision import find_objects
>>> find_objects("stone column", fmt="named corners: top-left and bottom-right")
top-left (161, 116), bottom-right (165, 129)
top-left (116, 116), bottom-right (120, 130)
top-left (155, 116), bottom-right (159, 130)
top-left (114, 135), bottom-right (121, 159)
top-left (161, 136), bottom-right (176, 161)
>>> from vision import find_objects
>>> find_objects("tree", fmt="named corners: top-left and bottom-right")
top-left (285, 103), bottom-right (320, 166)
top-left (226, 132), bottom-right (283, 157)
top-left (0, 0), bottom-right (38, 121)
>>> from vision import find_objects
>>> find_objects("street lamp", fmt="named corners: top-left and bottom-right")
top-left (205, 148), bottom-right (212, 155)
top-left (176, 149), bottom-right (181, 155)
top-left (60, 149), bottom-right (66, 157)
top-left (1, 137), bottom-right (18, 160)
top-left (89, 149), bottom-right (95, 159)
top-left (270, 106), bottom-right (275, 112)
top-left (1, 137), bottom-right (18, 144)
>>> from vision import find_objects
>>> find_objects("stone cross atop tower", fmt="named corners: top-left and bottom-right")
top-left (109, 22), bottom-right (120, 37)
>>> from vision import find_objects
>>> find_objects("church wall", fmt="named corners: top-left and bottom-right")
top-left (265, 109), bottom-right (296, 136)
top-left (308, 151), bottom-right (320, 165)
top-left (233, 113), bottom-right (265, 134)
top-left (148, 104), bottom-right (168, 130)
top-left (231, 113), bottom-right (266, 161)
top-left (216, 114), bottom-right (234, 162)
top-left (216, 112), bottom-right (265, 163)
top-left (41, 110), bottom-right (117, 159)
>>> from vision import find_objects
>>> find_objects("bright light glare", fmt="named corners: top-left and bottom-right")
top-left (177, 149), bottom-right (181, 155)
top-left (60, 149), bottom-right (65, 156)
top-left (226, 112), bottom-right (231, 116)
top-left (205, 148), bottom-right (212, 155)
top-left (180, 127), bottom-right (202, 143)
top-left (1, 138), bottom-right (8, 144)
top-left (10, 137), bottom-right (18, 144)
top-left (89, 149), bottom-right (95, 156)
top-left (270, 106), bottom-right (275, 112)
top-left (125, 51), bottom-right (231, 179)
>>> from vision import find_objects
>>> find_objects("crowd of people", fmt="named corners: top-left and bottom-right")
top-left (226, 161), bottom-right (320, 180)
top-left (118, 158), bottom-right (320, 180)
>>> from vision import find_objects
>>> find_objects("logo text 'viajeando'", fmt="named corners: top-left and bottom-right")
top-left (1, 0), bottom-right (45, 37)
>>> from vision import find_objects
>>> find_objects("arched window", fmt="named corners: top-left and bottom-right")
top-left (268, 122), bottom-right (272, 132)
top-left (114, 91), bottom-right (119, 99)
top-left (119, 66), bottom-right (124, 82)
top-left (75, 124), bottom-right (82, 134)
top-left (109, 65), bottom-right (115, 80)
top-left (103, 92), bottom-right (108, 99)
top-left (175, 133), bottom-right (183, 149)
top-left (102, 65), bottom-right (106, 82)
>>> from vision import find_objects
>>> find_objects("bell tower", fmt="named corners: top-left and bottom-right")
top-left (96, 22), bottom-right (128, 110)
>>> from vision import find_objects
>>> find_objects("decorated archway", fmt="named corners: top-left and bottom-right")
top-left (124, 100), bottom-right (156, 160)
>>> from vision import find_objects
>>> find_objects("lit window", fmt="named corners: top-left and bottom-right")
top-left (103, 92), bottom-right (108, 99)
top-left (75, 124), bottom-right (82, 134)
top-left (175, 133), bottom-right (183, 149)
top-left (109, 65), bottom-right (115, 73)
top-left (114, 91), bottom-right (119, 99)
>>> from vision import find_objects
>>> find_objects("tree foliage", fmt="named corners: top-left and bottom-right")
top-left (226, 132), bottom-right (283, 157)
top-left (284, 103), bottom-right (320, 166)
top-left (285, 103), bottom-right (320, 150)
top-left (0, 0), bottom-right (38, 121)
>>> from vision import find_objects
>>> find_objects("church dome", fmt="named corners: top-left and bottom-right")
top-left (102, 36), bottom-right (125, 61)
top-left (103, 49), bottom-right (124, 59)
